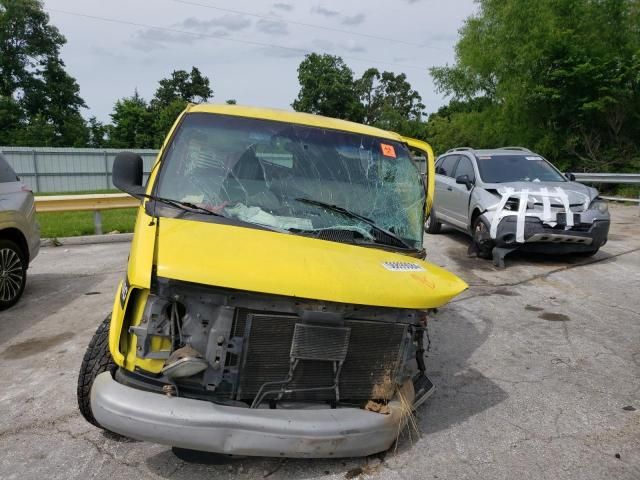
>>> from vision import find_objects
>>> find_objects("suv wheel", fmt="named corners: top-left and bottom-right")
top-left (472, 217), bottom-right (495, 259)
top-left (77, 315), bottom-right (117, 429)
top-left (425, 210), bottom-right (442, 234)
top-left (0, 239), bottom-right (27, 311)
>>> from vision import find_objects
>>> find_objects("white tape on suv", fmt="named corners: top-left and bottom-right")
top-left (487, 187), bottom-right (591, 244)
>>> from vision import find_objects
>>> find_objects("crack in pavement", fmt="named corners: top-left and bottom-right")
top-left (451, 247), bottom-right (640, 304)
top-left (0, 411), bottom-right (79, 438)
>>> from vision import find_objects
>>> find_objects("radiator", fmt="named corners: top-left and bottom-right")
top-left (235, 312), bottom-right (409, 403)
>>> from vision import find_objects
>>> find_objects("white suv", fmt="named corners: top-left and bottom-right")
top-left (427, 147), bottom-right (610, 266)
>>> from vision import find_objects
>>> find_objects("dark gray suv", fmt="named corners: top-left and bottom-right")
top-left (427, 147), bottom-right (610, 265)
top-left (0, 153), bottom-right (40, 309)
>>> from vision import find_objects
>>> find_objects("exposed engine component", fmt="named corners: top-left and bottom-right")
top-left (251, 323), bottom-right (352, 408)
top-left (162, 345), bottom-right (208, 379)
top-left (123, 279), bottom-right (426, 409)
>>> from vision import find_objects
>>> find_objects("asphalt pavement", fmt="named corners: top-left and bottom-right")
top-left (1, 205), bottom-right (638, 480)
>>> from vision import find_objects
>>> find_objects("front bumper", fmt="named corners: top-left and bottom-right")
top-left (493, 216), bottom-right (610, 253)
top-left (91, 372), bottom-right (425, 458)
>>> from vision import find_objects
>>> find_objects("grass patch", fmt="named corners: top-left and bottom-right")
top-left (38, 208), bottom-right (137, 238)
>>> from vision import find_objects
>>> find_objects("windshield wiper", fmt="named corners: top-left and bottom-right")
top-left (144, 194), bottom-right (225, 217)
top-left (295, 197), bottom-right (412, 250)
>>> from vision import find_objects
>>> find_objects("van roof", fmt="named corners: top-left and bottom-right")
top-left (187, 104), bottom-right (404, 142)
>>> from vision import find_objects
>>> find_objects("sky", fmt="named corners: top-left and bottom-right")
top-left (43, 0), bottom-right (478, 123)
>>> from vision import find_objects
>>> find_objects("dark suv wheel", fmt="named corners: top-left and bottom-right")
top-left (472, 216), bottom-right (495, 259)
top-left (425, 209), bottom-right (442, 234)
top-left (0, 239), bottom-right (27, 311)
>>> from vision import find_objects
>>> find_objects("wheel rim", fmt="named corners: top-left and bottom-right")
top-left (0, 248), bottom-right (23, 302)
top-left (426, 216), bottom-right (432, 229)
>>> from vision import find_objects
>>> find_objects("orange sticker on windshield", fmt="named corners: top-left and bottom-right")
top-left (380, 143), bottom-right (396, 158)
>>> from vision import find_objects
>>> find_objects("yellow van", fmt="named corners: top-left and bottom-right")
top-left (76, 104), bottom-right (467, 458)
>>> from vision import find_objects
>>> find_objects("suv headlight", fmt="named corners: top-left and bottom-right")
top-left (589, 199), bottom-right (608, 214)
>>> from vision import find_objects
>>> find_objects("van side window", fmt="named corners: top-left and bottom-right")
top-left (0, 154), bottom-right (19, 183)
top-left (454, 157), bottom-right (475, 181)
top-left (437, 155), bottom-right (459, 178)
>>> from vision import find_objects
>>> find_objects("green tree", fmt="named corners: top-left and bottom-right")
top-left (292, 53), bottom-right (363, 121)
top-left (152, 98), bottom-right (188, 146)
top-left (87, 116), bottom-right (108, 148)
top-left (429, 0), bottom-right (640, 169)
top-left (108, 68), bottom-right (214, 148)
top-left (292, 54), bottom-right (428, 138)
top-left (0, 0), bottom-right (89, 146)
top-left (150, 67), bottom-right (213, 146)
top-left (108, 91), bottom-right (154, 149)
top-left (356, 68), bottom-right (426, 135)
top-left (150, 67), bottom-right (213, 110)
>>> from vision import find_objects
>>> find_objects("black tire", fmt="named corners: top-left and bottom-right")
top-left (425, 210), bottom-right (442, 234)
top-left (77, 315), bottom-right (116, 429)
top-left (0, 239), bottom-right (27, 311)
top-left (472, 216), bottom-right (495, 259)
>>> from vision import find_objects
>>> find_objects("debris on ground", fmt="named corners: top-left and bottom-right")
top-left (364, 400), bottom-right (390, 415)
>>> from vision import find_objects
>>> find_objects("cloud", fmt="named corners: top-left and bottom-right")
top-left (312, 38), bottom-right (366, 54)
top-left (256, 45), bottom-right (306, 59)
top-left (129, 28), bottom-right (198, 50)
top-left (178, 15), bottom-right (252, 32)
top-left (342, 13), bottom-right (365, 26)
top-left (256, 19), bottom-right (289, 35)
top-left (90, 46), bottom-right (129, 61)
top-left (272, 3), bottom-right (293, 11)
top-left (127, 15), bottom-right (251, 51)
top-left (312, 6), bottom-right (339, 17)
top-left (344, 42), bottom-right (366, 53)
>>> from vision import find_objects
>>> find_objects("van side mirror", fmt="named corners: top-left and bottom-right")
top-left (113, 152), bottom-right (145, 199)
top-left (565, 172), bottom-right (576, 181)
top-left (456, 174), bottom-right (473, 190)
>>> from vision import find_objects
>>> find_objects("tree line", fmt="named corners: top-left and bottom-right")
top-left (0, 0), bottom-right (221, 149)
top-left (2, 0), bottom-right (638, 173)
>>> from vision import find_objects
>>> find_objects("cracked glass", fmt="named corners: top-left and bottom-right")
top-left (155, 113), bottom-right (425, 250)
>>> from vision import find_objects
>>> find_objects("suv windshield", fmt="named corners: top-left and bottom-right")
top-left (155, 113), bottom-right (425, 250)
top-left (476, 154), bottom-right (566, 183)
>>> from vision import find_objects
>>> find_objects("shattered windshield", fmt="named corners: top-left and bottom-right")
top-left (154, 113), bottom-right (425, 250)
top-left (476, 155), bottom-right (566, 183)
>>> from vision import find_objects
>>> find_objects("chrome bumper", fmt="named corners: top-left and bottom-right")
top-left (91, 372), bottom-right (420, 458)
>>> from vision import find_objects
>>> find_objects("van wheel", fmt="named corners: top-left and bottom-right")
top-left (425, 210), bottom-right (442, 234)
top-left (77, 315), bottom-right (116, 429)
top-left (472, 217), bottom-right (495, 259)
top-left (0, 239), bottom-right (27, 311)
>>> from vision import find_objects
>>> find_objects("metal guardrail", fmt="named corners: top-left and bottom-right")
top-left (571, 172), bottom-right (640, 215)
top-left (572, 173), bottom-right (640, 185)
top-left (31, 172), bottom-right (640, 236)
top-left (34, 193), bottom-right (138, 212)
top-left (34, 193), bottom-right (139, 235)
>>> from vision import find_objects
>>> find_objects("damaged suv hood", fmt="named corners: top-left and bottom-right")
top-left (483, 181), bottom-right (598, 205)
top-left (154, 218), bottom-right (467, 309)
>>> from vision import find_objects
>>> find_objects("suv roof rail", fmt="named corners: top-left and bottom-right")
top-left (446, 147), bottom-right (475, 153)
top-left (498, 146), bottom-right (532, 152)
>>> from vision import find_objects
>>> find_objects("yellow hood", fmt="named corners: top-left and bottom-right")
top-left (153, 218), bottom-right (467, 309)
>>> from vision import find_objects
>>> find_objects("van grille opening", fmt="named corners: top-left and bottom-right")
top-left (235, 312), bottom-right (409, 403)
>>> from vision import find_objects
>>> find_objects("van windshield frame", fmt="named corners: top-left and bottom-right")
top-left (153, 113), bottom-right (426, 251)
